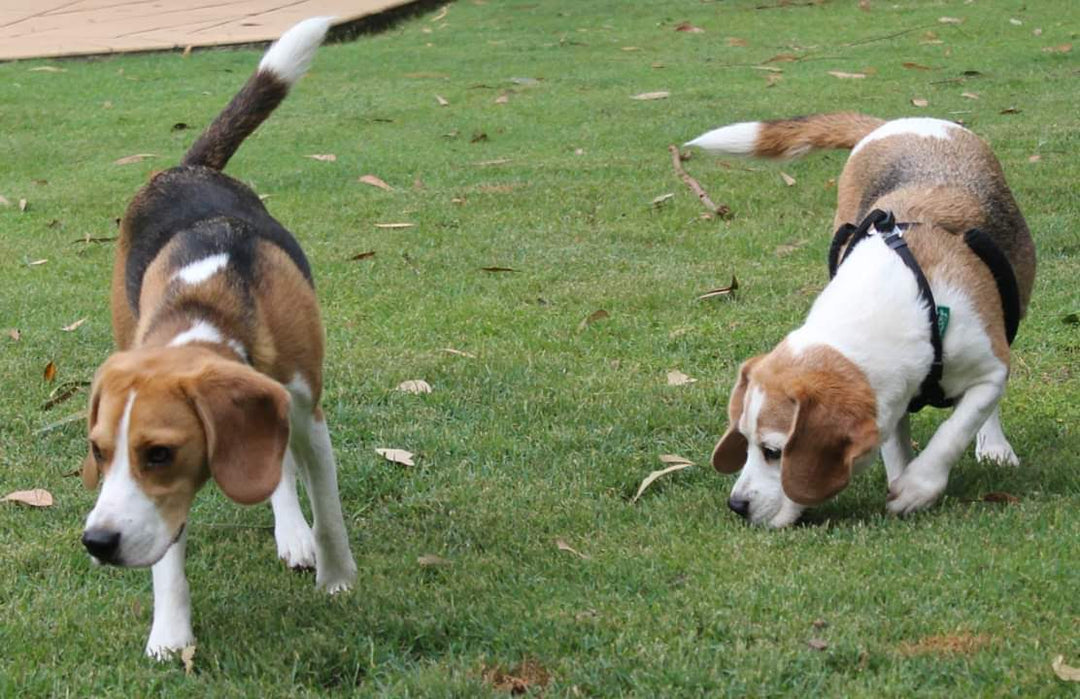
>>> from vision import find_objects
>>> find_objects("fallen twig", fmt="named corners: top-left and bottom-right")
top-left (669, 145), bottom-right (732, 219)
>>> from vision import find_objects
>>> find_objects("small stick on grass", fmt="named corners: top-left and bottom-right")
top-left (669, 145), bottom-right (732, 220)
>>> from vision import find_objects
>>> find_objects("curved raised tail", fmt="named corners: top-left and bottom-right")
top-left (685, 112), bottom-right (885, 159)
top-left (181, 16), bottom-right (333, 171)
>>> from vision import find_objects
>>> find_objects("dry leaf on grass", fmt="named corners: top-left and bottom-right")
top-left (1053, 656), bottom-right (1080, 682)
top-left (666, 370), bottom-right (696, 386)
top-left (19, 199), bottom-right (28, 212)
top-left (61, 318), bottom-right (87, 332)
top-left (765, 73), bottom-right (782, 87)
top-left (630, 91), bottom-right (670, 101)
top-left (555, 538), bottom-right (589, 559)
top-left (358, 174), bottom-right (393, 191)
top-left (417, 553), bottom-right (452, 567)
top-left (776, 240), bottom-right (807, 257)
top-left (374, 222), bottom-right (415, 229)
top-left (1009, 18), bottom-right (1023, 26)
top-left (650, 192), bottom-right (675, 207)
top-left (578, 309), bottom-right (610, 331)
top-left (764, 53), bottom-right (799, 64)
top-left (350, 250), bottom-right (376, 261)
top-left (430, 4), bottom-right (449, 22)
top-left (375, 448), bottom-right (415, 466)
top-left (697, 275), bottom-right (739, 300)
top-left (911, 98), bottom-right (929, 107)
top-left (480, 266), bottom-right (516, 273)
top-left (42, 381), bottom-right (87, 411)
top-left (29, 259), bottom-right (48, 266)
top-left (902, 62), bottom-right (932, 71)
top-left (780, 171), bottom-right (797, 187)
top-left (113, 153), bottom-right (156, 165)
top-left (898, 633), bottom-right (989, 656)
top-left (305, 154), bottom-right (336, 162)
top-left (1041, 43), bottom-right (1073, 54)
top-left (441, 347), bottom-right (476, 358)
top-left (938, 16), bottom-right (963, 24)
top-left (482, 660), bottom-right (551, 695)
top-left (982, 491), bottom-right (1019, 504)
top-left (999, 107), bottom-right (1022, 115)
top-left (2, 489), bottom-right (54, 507)
top-left (808, 639), bottom-right (829, 651)
top-left (494, 92), bottom-right (510, 104)
top-left (435, 94), bottom-right (449, 106)
top-left (674, 22), bottom-right (704, 33)
top-left (1028, 155), bottom-right (1042, 163)
top-left (726, 37), bottom-right (748, 47)
top-left (828, 71), bottom-right (867, 79)
top-left (397, 379), bottom-right (432, 394)
top-left (961, 91), bottom-right (980, 100)
top-left (475, 158), bottom-right (512, 166)
top-left (43, 361), bottom-right (57, 382)
top-left (6, 328), bottom-right (21, 341)
top-left (30, 66), bottom-right (66, 73)
top-left (632, 457), bottom-right (695, 503)
top-left (181, 645), bottom-right (196, 676)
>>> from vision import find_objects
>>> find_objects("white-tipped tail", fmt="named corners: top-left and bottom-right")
top-left (258, 16), bottom-right (334, 86)
top-left (685, 121), bottom-right (761, 156)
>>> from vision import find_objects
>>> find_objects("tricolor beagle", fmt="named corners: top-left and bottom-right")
top-left (686, 113), bottom-right (1036, 527)
top-left (80, 16), bottom-right (357, 658)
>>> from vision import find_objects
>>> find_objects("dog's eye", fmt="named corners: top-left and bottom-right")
top-left (91, 443), bottom-right (104, 462)
top-left (762, 446), bottom-right (782, 462)
top-left (145, 446), bottom-right (174, 467)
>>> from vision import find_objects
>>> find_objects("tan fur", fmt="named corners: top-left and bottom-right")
top-left (756, 113), bottom-right (885, 158)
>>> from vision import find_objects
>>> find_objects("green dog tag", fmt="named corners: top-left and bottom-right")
top-left (937, 305), bottom-right (951, 337)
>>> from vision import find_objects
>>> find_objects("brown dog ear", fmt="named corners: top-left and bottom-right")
top-left (712, 356), bottom-right (762, 473)
top-left (183, 363), bottom-right (290, 505)
top-left (780, 377), bottom-right (878, 505)
top-left (81, 384), bottom-right (102, 490)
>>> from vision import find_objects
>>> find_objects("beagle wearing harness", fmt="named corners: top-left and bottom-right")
top-left (686, 113), bottom-right (1036, 527)
top-left (80, 17), bottom-right (357, 658)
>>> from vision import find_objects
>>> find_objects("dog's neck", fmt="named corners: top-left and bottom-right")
top-left (786, 234), bottom-right (933, 434)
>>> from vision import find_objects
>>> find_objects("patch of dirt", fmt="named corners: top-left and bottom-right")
top-left (482, 659), bottom-right (551, 695)
top-left (897, 633), bottom-right (992, 656)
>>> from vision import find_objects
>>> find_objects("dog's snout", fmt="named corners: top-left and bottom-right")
top-left (82, 528), bottom-right (121, 562)
top-left (727, 497), bottom-right (751, 518)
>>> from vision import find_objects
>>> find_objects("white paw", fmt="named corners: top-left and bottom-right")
top-left (275, 521), bottom-right (317, 570)
top-left (145, 627), bottom-right (195, 661)
top-left (887, 473), bottom-right (947, 516)
top-left (975, 438), bottom-right (1020, 467)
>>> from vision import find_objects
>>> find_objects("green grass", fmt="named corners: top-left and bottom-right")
top-left (1, 0), bottom-right (1077, 695)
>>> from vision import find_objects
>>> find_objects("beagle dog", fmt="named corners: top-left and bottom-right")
top-left (686, 113), bottom-right (1036, 527)
top-left (80, 17), bottom-right (357, 658)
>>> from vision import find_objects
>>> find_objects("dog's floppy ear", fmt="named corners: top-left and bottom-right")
top-left (182, 362), bottom-right (290, 505)
top-left (712, 356), bottom-right (763, 473)
top-left (81, 381), bottom-right (103, 490)
top-left (780, 376), bottom-right (878, 505)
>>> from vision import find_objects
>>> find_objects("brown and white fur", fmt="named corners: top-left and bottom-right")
top-left (80, 17), bottom-right (357, 658)
top-left (687, 113), bottom-right (1035, 527)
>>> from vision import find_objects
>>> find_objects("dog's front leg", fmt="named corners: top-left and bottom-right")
top-left (887, 376), bottom-right (1005, 516)
top-left (881, 413), bottom-right (915, 484)
top-left (145, 530), bottom-right (195, 660)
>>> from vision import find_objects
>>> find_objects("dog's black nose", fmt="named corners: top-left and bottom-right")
top-left (82, 528), bottom-right (121, 562)
top-left (727, 497), bottom-right (751, 518)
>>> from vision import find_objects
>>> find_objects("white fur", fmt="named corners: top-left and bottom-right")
top-left (169, 320), bottom-right (223, 347)
top-left (731, 227), bottom-right (1010, 524)
top-left (685, 121), bottom-right (761, 156)
top-left (975, 406), bottom-right (1019, 466)
top-left (85, 392), bottom-right (175, 566)
top-left (146, 531), bottom-right (194, 659)
top-left (851, 118), bottom-right (963, 155)
top-left (175, 253), bottom-right (228, 285)
top-left (286, 375), bottom-right (357, 592)
top-left (258, 16), bottom-right (333, 86)
top-left (271, 449), bottom-right (317, 569)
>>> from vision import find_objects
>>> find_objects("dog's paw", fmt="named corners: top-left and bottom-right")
top-left (975, 437), bottom-right (1020, 467)
top-left (887, 472), bottom-right (946, 516)
top-left (145, 627), bottom-right (195, 661)
top-left (275, 521), bottom-right (317, 570)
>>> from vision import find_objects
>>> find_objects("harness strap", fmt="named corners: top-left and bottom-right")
top-left (963, 228), bottom-right (1021, 345)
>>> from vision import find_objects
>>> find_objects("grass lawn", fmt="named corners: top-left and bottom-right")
top-left (1, 0), bottom-right (1077, 695)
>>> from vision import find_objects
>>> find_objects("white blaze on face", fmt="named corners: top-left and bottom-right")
top-left (84, 391), bottom-right (173, 566)
top-left (174, 253), bottom-right (229, 285)
top-left (729, 385), bottom-right (805, 527)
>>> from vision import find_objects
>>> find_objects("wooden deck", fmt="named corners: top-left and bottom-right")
top-left (0, 0), bottom-right (418, 62)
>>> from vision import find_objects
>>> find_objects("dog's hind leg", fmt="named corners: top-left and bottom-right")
top-left (271, 449), bottom-right (317, 569)
top-left (975, 405), bottom-right (1020, 466)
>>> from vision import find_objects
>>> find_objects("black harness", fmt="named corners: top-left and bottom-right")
top-left (829, 209), bottom-right (1021, 413)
